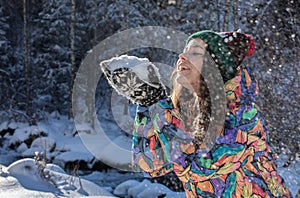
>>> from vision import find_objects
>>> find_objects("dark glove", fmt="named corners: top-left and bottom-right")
top-left (100, 55), bottom-right (167, 106)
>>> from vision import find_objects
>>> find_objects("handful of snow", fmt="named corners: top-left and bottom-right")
top-left (100, 55), bottom-right (167, 106)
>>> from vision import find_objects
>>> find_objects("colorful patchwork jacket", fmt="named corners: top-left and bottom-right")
top-left (132, 66), bottom-right (291, 198)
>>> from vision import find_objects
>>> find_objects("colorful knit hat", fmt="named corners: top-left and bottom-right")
top-left (187, 30), bottom-right (256, 82)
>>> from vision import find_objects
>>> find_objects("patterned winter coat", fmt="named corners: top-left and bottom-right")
top-left (132, 66), bottom-right (291, 198)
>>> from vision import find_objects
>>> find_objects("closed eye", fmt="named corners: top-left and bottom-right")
top-left (192, 53), bottom-right (204, 56)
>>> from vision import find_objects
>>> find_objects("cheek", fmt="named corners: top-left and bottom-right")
top-left (192, 60), bottom-right (203, 73)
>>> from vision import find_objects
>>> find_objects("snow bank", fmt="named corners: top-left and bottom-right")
top-left (0, 158), bottom-right (114, 197)
top-left (114, 179), bottom-right (186, 198)
top-left (113, 179), bottom-right (140, 196)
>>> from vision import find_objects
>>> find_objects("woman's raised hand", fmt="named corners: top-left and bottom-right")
top-left (100, 55), bottom-right (167, 106)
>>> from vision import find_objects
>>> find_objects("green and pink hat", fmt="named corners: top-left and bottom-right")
top-left (187, 30), bottom-right (256, 82)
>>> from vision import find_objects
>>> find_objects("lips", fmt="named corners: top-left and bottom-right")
top-left (177, 62), bottom-right (190, 72)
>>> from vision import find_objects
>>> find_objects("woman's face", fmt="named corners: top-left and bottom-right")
top-left (175, 38), bottom-right (207, 92)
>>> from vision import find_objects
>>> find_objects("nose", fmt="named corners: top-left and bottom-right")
top-left (178, 52), bottom-right (187, 60)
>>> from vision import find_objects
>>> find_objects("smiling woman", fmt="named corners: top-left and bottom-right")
top-left (100, 29), bottom-right (292, 198)
top-left (169, 30), bottom-right (291, 197)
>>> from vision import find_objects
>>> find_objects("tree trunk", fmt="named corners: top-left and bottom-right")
top-left (93, 0), bottom-right (97, 43)
top-left (23, 0), bottom-right (30, 117)
top-left (217, 0), bottom-right (221, 31)
top-left (233, 0), bottom-right (238, 30)
top-left (70, 0), bottom-right (75, 118)
top-left (223, 0), bottom-right (230, 31)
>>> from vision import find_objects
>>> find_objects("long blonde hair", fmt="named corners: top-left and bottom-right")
top-left (170, 51), bottom-right (212, 146)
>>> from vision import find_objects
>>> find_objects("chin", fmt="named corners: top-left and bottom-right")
top-left (176, 75), bottom-right (191, 89)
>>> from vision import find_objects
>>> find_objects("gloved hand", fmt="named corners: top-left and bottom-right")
top-left (100, 55), bottom-right (167, 106)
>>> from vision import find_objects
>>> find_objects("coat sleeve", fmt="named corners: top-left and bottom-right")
top-left (132, 97), bottom-right (195, 178)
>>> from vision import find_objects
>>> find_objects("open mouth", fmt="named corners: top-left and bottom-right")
top-left (178, 65), bottom-right (190, 71)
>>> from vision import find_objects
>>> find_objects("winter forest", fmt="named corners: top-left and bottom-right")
top-left (0, 0), bottom-right (299, 197)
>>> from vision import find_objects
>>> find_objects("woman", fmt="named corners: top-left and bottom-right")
top-left (100, 30), bottom-right (291, 197)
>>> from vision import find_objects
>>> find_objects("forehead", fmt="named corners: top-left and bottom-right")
top-left (185, 38), bottom-right (207, 51)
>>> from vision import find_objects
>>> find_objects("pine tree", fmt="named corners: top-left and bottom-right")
top-left (30, 0), bottom-right (72, 115)
top-left (0, 6), bottom-right (13, 111)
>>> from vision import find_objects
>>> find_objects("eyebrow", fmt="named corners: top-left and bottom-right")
top-left (184, 44), bottom-right (205, 52)
top-left (190, 44), bottom-right (205, 50)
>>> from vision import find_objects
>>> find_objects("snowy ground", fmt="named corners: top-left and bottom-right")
top-left (0, 158), bottom-right (113, 197)
top-left (0, 112), bottom-right (299, 197)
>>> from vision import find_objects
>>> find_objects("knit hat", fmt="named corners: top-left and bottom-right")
top-left (187, 30), bottom-right (256, 82)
